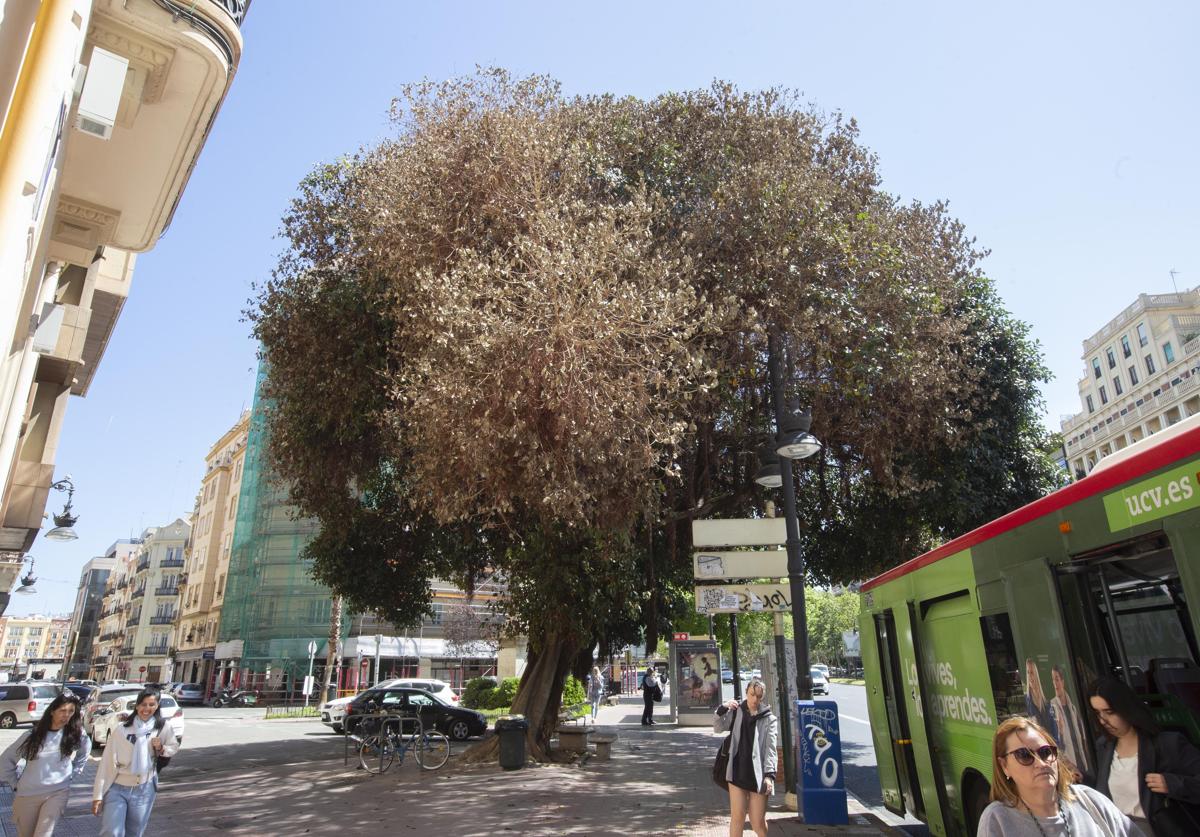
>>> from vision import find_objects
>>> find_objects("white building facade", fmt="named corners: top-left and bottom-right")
top-left (1062, 289), bottom-right (1200, 479)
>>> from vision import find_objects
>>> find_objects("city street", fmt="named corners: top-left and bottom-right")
top-left (0, 694), bottom-right (915, 836)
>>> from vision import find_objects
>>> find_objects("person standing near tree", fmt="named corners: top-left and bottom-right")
top-left (587, 666), bottom-right (605, 720)
top-left (641, 666), bottom-right (660, 726)
top-left (0, 692), bottom-right (91, 837)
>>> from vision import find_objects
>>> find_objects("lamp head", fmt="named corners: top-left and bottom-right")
top-left (776, 406), bottom-right (822, 460)
top-left (754, 447), bottom-right (783, 489)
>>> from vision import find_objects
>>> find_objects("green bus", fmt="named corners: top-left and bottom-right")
top-left (860, 418), bottom-right (1200, 836)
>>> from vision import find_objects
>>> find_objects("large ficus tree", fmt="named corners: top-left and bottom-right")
top-left (250, 69), bottom-right (1060, 758)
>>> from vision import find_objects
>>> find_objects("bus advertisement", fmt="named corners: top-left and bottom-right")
top-left (860, 417), bottom-right (1200, 836)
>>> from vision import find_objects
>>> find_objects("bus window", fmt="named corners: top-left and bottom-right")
top-left (980, 613), bottom-right (1023, 720)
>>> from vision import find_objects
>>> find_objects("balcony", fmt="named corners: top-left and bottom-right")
top-left (124, 613), bottom-right (141, 628)
top-left (143, 646), bottom-right (169, 657)
top-left (161, 558), bottom-right (185, 569)
top-left (118, 579), bottom-right (129, 589)
top-left (92, 655), bottom-right (108, 665)
top-left (154, 586), bottom-right (179, 597)
top-left (149, 615), bottom-right (175, 625)
top-left (59, 1), bottom-right (248, 255)
top-left (131, 587), bottom-right (145, 600)
top-left (117, 646), bottom-right (133, 658)
top-left (136, 558), bottom-right (150, 572)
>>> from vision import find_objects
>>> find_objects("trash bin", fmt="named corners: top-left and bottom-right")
top-left (495, 715), bottom-right (529, 770)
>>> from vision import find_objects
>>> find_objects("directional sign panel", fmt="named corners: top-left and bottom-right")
top-left (693, 550), bottom-right (788, 580)
top-left (695, 583), bottom-right (793, 614)
top-left (692, 518), bottom-right (786, 548)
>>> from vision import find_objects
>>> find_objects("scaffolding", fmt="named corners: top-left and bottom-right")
top-left (216, 363), bottom-right (347, 691)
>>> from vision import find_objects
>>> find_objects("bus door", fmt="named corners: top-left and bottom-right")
top-left (873, 610), bottom-right (925, 820)
top-left (1054, 532), bottom-right (1200, 743)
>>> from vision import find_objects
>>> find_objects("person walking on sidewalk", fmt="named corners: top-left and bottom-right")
top-left (0, 692), bottom-right (91, 837)
top-left (588, 666), bottom-right (605, 720)
top-left (714, 678), bottom-right (778, 837)
top-left (641, 666), bottom-right (661, 725)
top-left (92, 688), bottom-right (179, 837)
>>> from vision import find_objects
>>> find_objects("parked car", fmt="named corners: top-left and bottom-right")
top-left (810, 667), bottom-right (829, 696)
top-left (0, 682), bottom-right (61, 728)
top-left (63, 683), bottom-right (93, 702)
top-left (82, 685), bottom-right (146, 737)
top-left (91, 693), bottom-right (185, 747)
top-left (172, 683), bottom-right (205, 706)
top-left (812, 663), bottom-right (830, 677)
top-left (345, 687), bottom-right (486, 741)
top-left (385, 678), bottom-right (459, 703)
top-left (721, 669), bottom-right (733, 684)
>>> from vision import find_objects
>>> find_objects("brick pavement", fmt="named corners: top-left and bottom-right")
top-left (0, 694), bottom-right (900, 836)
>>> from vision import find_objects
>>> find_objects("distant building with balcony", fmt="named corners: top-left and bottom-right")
top-left (0, 0), bottom-right (249, 612)
top-left (173, 411), bottom-right (248, 691)
top-left (1061, 289), bottom-right (1200, 478)
top-left (91, 521), bottom-right (187, 682)
top-left (0, 613), bottom-right (70, 677)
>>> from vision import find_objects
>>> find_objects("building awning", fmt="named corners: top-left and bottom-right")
top-left (338, 636), bottom-right (495, 660)
top-left (214, 640), bottom-right (244, 660)
top-left (175, 648), bottom-right (212, 662)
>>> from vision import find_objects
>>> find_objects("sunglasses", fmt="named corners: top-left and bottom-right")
top-left (1004, 744), bottom-right (1058, 766)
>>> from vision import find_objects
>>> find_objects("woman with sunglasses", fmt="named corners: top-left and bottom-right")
top-left (978, 716), bottom-right (1142, 836)
top-left (0, 692), bottom-right (91, 837)
top-left (1088, 677), bottom-right (1200, 837)
top-left (92, 688), bottom-right (178, 837)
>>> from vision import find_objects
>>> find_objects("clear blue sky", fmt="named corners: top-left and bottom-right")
top-left (17, 1), bottom-right (1199, 615)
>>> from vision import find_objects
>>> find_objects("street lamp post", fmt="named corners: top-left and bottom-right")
top-left (766, 329), bottom-right (819, 702)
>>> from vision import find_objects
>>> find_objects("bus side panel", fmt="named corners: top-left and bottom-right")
top-left (860, 609), bottom-right (905, 815)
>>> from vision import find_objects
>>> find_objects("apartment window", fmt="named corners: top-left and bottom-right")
top-left (228, 497), bottom-right (236, 520)
top-left (1092, 358), bottom-right (1102, 379)
top-left (216, 574), bottom-right (225, 596)
top-left (1146, 355), bottom-right (1156, 375)
top-left (1137, 322), bottom-right (1149, 347)
top-left (1099, 385), bottom-right (1108, 405)
top-left (1164, 342), bottom-right (1175, 364)
top-left (1106, 348), bottom-right (1117, 369)
top-left (1113, 376), bottom-right (1123, 396)
top-left (1121, 335), bottom-right (1132, 358)
top-left (1129, 365), bottom-right (1139, 386)
top-left (234, 460), bottom-right (243, 482)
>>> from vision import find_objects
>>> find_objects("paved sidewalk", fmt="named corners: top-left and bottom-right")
top-left (0, 695), bottom-right (897, 836)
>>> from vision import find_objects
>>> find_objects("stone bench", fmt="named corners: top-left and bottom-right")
top-left (592, 733), bottom-right (617, 760)
top-left (556, 725), bottom-right (593, 753)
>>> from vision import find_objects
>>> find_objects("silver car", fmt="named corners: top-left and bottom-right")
top-left (0, 682), bottom-right (62, 728)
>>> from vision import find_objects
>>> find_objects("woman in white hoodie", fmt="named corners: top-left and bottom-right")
top-left (0, 692), bottom-right (91, 836)
top-left (92, 688), bottom-right (179, 837)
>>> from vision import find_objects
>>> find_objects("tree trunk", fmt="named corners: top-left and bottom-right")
top-left (322, 596), bottom-right (343, 702)
top-left (464, 629), bottom-right (578, 763)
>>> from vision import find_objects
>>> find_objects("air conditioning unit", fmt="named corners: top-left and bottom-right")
top-left (75, 47), bottom-right (129, 140)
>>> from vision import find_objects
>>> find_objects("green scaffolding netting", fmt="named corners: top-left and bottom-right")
top-left (218, 363), bottom-right (347, 676)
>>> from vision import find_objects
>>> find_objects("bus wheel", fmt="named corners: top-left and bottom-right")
top-left (964, 775), bottom-right (991, 836)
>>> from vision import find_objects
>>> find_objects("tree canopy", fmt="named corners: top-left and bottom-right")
top-left (249, 69), bottom-right (1062, 756)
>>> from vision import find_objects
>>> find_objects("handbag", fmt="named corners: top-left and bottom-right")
top-left (652, 683), bottom-right (664, 703)
top-left (1150, 798), bottom-right (1200, 837)
top-left (712, 734), bottom-right (731, 790)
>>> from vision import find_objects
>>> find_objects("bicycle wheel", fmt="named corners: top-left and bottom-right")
top-left (358, 733), bottom-right (397, 774)
top-left (416, 730), bottom-right (450, 770)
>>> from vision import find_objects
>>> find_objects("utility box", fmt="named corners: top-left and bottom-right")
top-left (77, 47), bottom-right (129, 140)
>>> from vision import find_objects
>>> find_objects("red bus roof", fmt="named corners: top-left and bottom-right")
top-left (860, 421), bottom-right (1200, 593)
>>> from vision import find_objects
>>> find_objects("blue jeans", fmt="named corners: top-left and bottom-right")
top-left (100, 779), bottom-right (157, 837)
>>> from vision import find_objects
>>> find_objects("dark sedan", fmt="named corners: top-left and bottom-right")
top-left (346, 687), bottom-right (487, 741)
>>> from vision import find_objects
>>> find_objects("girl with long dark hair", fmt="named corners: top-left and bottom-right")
top-left (1088, 677), bottom-right (1200, 837)
top-left (0, 691), bottom-right (91, 836)
top-left (92, 688), bottom-right (178, 837)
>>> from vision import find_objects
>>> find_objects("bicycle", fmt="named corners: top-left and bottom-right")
top-left (357, 712), bottom-right (450, 774)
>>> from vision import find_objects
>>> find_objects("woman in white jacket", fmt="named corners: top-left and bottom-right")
top-left (92, 688), bottom-right (179, 837)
